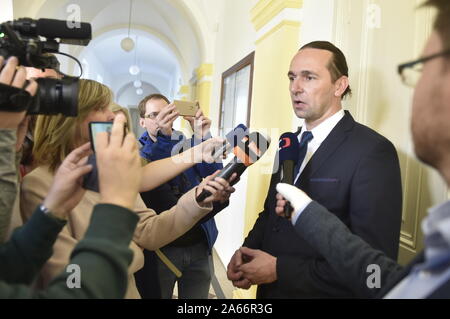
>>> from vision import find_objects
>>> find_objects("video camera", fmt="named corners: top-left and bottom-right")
top-left (0, 18), bottom-right (92, 116)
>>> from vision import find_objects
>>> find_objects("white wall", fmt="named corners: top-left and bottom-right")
top-left (74, 47), bottom-right (112, 85)
top-left (0, 0), bottom-right (13, 22)
top-left (110, 72), bottom-right (172, 99)
top-left (292, 0), bottom-right (336, 131)
top-left (210, 0), bottom-right (258, 269)
top-left (299, 0), bottom-right (335, 45)
top-left (116, 82), bottom-right (159, 108)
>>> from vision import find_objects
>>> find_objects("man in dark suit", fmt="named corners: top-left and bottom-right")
top-left (274, 0), bottom-right (450, 299)
top-left (227, 41), bottom-right (403, 298)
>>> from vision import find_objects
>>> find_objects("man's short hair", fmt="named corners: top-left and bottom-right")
top-left (300, 41), bottom-right (352, 99)
top-left (138, 93), bottom-right (170, 118)
top-left (424, 0), bottom-right (450, 54)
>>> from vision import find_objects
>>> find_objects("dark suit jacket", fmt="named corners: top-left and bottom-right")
top-left (243, 111), bottom-right (403, 298)
top-left (295, 201), bottom-right (450, 298)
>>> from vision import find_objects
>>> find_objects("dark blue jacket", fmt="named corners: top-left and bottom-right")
top-left (138, 130), bottom-right (223, 250)
top-left (244, 111), bottom-right (403, 298)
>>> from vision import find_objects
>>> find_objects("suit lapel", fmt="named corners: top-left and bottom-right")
top-left (296, 111), bottom-right (355, 186)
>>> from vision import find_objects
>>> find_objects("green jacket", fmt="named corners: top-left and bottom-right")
top-left (0, 204), bottom-right (138, 298)
top-left (0, 128), bottom-right (139, 298)
top-left (0, 129), bottom-right (18, 242)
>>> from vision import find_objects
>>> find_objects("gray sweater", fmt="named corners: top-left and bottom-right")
top-left (294, 201), bottom-right (404, 298)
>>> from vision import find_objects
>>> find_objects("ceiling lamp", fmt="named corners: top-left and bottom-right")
top-left (136, 88), bottom-right (143, 95)
top-left (129, 35), bottom-right (140, 75)
top-left (133, 80), bottom-right (142, 88)
top-left (121, 37), bottom-right (134, 52)
top-left (129, 65), bottom-right (140, 75)
top-left (121, 0), bottom-right (134, 52)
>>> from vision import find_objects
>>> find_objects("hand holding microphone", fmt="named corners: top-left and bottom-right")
top-left (196, 130), bottom-right (271, 203)
top-left (275, 183), bottom-right (312, 222)
top-left (195, 171), bottom-right (237, 206)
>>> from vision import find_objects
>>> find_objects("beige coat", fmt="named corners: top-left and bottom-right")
top-left (20, 166), bottom-right (212, 299)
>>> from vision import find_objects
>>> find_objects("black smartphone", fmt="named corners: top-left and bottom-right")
top-left (88, 121), bottom-right (129, 152)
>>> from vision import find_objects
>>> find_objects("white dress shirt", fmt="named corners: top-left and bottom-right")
top-left (294, 109), bottom-right (345, 184)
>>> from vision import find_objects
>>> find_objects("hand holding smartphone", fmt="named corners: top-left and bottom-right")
top-left (173, 100), bottom-right (198, 117)
top-left (84, 120), bottom-right (129, 191)
top-left (89, 121), bottom-right (128, 152)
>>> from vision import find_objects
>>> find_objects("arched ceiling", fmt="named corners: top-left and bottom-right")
top-left (12, 0), bottom-right (216, 97)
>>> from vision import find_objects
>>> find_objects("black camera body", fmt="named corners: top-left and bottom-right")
top-left (0, 18), bottom-right (92, 116)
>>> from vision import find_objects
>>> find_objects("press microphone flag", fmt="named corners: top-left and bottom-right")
top-left (212, 124), bottom-right (249, 160)
top-left (278, 132), bottom-right (300, 218)
top-left (197, 131), bottom-right (271, 202)
top-left (278, 132), bottom-right (300, 183)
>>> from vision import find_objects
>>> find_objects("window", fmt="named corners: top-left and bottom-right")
top-left (219, 52), bottom-right (254, 137)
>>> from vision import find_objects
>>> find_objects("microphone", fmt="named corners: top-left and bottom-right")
top-left (212, 124), bottom-right (249, 160)
top-left (196, 131), bottom-right (271, 202)
top-left (37, 19), bottom-right (92, 45)
top-left (278, 132), bottom-right (300, 218)
top-left (12, 18), bottom-right (92, 45)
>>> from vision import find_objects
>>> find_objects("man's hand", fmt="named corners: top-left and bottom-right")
top-left (43, 143), bottom-right (93, 219)
top-left (195, 171), bottom-right (235, 206)
top-left (227, 248), bottom-right (252, 289)
top-left (238, 247), bottom-right (277, 285)
top-left (155, 103), bottom-right (179, 136)
top-left (0, 56), bottom-right (38, 129)
top-left (184, 106), bottom-right (211, 139)
top-left (96, 113), bottom-right (142, 210)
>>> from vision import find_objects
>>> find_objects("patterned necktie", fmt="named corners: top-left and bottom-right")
top-left (294, 131), bottom-right (313, 181)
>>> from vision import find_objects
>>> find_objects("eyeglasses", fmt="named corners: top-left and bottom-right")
top-left (143, 112), bottom-right (159, 120)
top-left (398, 49), bottom-right (450, 87)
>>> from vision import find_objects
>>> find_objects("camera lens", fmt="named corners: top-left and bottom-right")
top-left (28, 77), bottom-right (78, 116)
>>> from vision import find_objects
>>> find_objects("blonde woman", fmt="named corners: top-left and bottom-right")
top-left (20, 79), bottom-right (234, 298)
top-left (111, 103), bottom-right (133, 132)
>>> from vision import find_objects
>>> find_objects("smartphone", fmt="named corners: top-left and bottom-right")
top-left (173, 100), bottom-right (198, 117)
top-left (89, 122), bottom-right (113, 152)
top-left (88, 121), bottom-right (129, 152)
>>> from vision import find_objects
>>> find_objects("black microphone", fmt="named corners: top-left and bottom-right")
top-left (196, 131), bottom-right (271, 202)
top-left (12, 18), bottom-right (92, 45)
top-left (278, 132), bottom-right (300, 218)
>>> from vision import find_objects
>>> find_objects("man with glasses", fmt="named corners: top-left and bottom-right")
top-left (135, 93), bottom-right (224, 299)
top-left (274, 0), bottom-right (450, 299)
top-left (227, 41), bottom-right (403, 298)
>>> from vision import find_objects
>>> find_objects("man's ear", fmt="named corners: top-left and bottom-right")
top-left (334, 76), bottom-right (349, 98)
top-left (139, 118), bottom-right (145, 128)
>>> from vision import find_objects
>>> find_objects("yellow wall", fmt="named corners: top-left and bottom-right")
top-left (195, 63), bottom-right (214, 117)
top-left (179, 63), bottom-right (213, 136)
top-left (244, 21), bottom-right (299, 238)
top-left (233, 0), bottom-right (301, 299)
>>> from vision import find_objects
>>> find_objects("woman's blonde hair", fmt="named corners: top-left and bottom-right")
top-left (111, 103), bottom-right (133, 131)
top-left (33, 79), bottom-right (112, 172)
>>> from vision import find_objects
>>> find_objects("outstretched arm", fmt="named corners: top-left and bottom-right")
top-left (139, 137), bottom-right (223, 192)
top-left (276, 183), bottom-right (404, 298)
